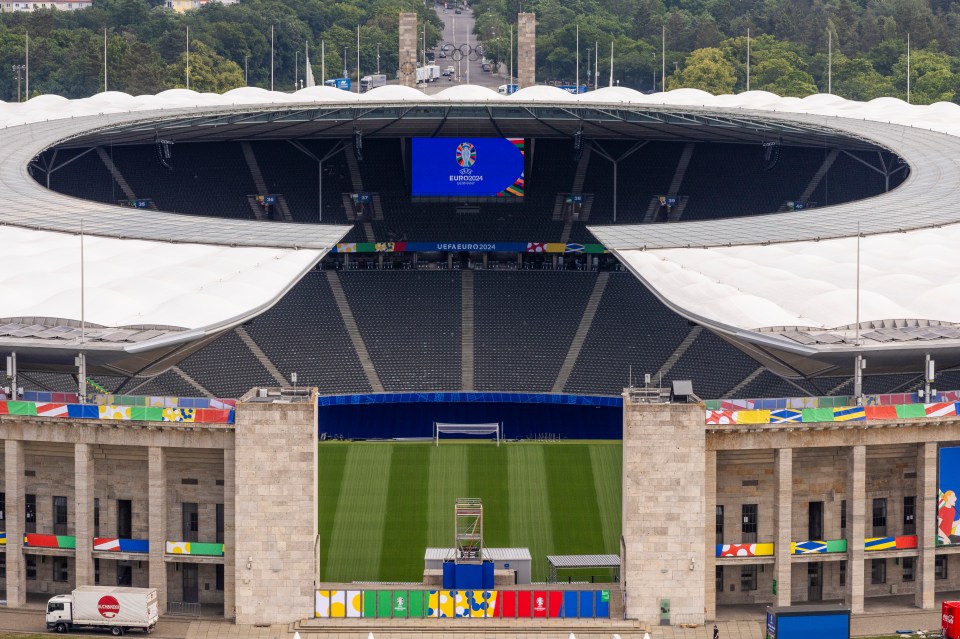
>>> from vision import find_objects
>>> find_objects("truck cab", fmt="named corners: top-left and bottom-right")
top-left (46, 595), bottom-right (73, 631)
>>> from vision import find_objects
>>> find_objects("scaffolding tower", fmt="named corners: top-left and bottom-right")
top-left (454, 498), bottom-right (483, 564)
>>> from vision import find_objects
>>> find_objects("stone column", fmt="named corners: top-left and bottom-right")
top-left (517, 13), bottom-right (536, 88)
top-left (704, 449), bottom-right (717, 621)
top-left (74, 443), bottom-right (95, 587)
top-left (774, 448), bottom-right (793, 606)
top-left (915, 442), bottom-right (936, 609)
top-left (621, 400), bottom-right (704, 626)
top-left (5, 439), bottom-right (25, 607)
top-left (223, 445), bottom-right (236, 619)
top-left (398, 13), bottom-right (418, 88)
top-left (148, 447), bottom-right (167, 613)
top-left (845, 445), bottom-right (866, 614)
top-left (233, 391), bottom-right (319, 625)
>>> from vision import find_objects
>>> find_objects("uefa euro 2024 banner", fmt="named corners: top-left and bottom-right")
top-left (940, 446), bottom-right (960, 545)
top-left (412, 138), bottom-right (525, 197)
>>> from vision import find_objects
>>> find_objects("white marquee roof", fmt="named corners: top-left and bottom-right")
top-left (3, 84), bottom-right (960, 370)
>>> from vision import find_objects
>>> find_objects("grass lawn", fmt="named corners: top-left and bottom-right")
top-left (317, 441), bottom-right (622, 583)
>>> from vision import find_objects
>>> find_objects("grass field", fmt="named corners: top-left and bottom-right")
top-left (317, 441), bottom-right (622, 583)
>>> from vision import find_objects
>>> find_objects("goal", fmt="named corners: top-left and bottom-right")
top-left (433, 422), bottom-right (502, 446)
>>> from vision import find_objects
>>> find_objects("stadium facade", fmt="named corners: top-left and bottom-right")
top-left (0, 87), bottom-right (960, 630)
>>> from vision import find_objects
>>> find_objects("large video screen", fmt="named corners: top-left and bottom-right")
top-left (411, 138), bottom-right (524, 197)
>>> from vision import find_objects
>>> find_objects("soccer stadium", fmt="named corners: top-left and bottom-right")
top-left (2, 40), bottom-right (960, 636)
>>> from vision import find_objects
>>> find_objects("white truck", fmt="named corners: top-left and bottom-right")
top-left (47, 586), bottom-right (159, 635)
top-left (416, 64), bottom-right (442, 83)
top-left (360, 74), bottom-right (387, 92)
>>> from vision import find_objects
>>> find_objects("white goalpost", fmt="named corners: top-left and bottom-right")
top-left (433, 422), bottom-right (502, 446)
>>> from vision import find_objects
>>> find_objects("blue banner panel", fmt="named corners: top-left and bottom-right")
top-left (318, 392), bottom-right (622, 408)
top-left (777, 613), bottom-right (848, 639)
top-left (317, 399), bottom-right (622, 439)
top-left (578, 591), bottom-right (594, 618)
top-left (940, 446), bottom-right (960, 545)
top-left (594, 591), bottom-right (610, 618)
top-left (412, 138), bottom-right (524, 197)
top-left (562, 591), bottom-right (579, 618)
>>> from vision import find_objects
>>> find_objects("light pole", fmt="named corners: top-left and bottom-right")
top-left (377, 43), bottom-right (380, 75)
top-left (244, 55), bottom-right (249, 86)
top-left (12, 64), bottom-right (25, 102)
top-left (295, 50), bottom-right (299, 90)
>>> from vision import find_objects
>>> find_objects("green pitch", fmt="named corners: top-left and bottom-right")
top-left (318, 441), bottom-right (622, 583)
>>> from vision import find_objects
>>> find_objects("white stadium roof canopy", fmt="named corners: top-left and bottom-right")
top-left (3, 84), bottom-right (960, 376)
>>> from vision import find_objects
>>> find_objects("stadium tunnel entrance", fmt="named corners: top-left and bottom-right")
top-left (316, 392), bottom-right (622, 440)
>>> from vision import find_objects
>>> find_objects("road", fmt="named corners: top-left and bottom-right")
top-left (422, 3), bottom-right (504, 95)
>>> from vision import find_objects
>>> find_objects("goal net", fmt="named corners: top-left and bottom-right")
top-left (433, 422), bottom-right (502, 446)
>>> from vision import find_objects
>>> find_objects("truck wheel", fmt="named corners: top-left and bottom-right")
top-left (54, 623), bottom-right (67, 633)
top-left (111, 627), bottom-right (124, 636)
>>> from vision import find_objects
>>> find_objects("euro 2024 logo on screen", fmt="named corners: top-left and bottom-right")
top-left (457, 141), bottom-right (476, 173)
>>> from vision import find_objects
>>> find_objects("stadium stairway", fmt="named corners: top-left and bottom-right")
top-left (655, 326), bottom-right (703, 381)
top-left (553, 273), bottom-right (610, 393)
top-left (170, 366), bottom-right (214, 398)
top-left (461, 270), bottom-right (475, 391)
top-left (241, 142), bottom-right (293, 221)
top-left (667, 142), bottom-right (696, 196)
top-left (95, 147), bottom-right (139, 204)
top-left (234, 326), bottom-right (287, 386)
top-left (324, 271), bottom-right (385, 392)
top-left (798, 147), bottom-right (840, 204)
top-left (344, 142), bottom-right (365, 192)
top-left (720, 366), bottom-right (766, 399)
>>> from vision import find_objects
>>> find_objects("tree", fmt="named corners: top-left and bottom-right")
top-left (667, 47), bottom-right (735, 94)
top-left (167, 39), bottom-right (244, 92)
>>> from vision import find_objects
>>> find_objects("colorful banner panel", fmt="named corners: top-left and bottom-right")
top-left (940, 447), bottom-right (960, 546)
top-left (165, 541), bottom-right (225, 556)
top-left (865, 535), bottom-right (917, 551)
top-left (0, 400), bottom-right (233, 425)
top-left (15, 391), bottom-right (236, 410)
top-left (315, 590), bottom-right (610, 619)
top-left (704, 390), bottom-right (960, 411)
top-left (93, 538), bottom-right (149, 553)
top-left (716, 543), bottom-right (775, 557)
top-left (706, 402), bottom-right (960, 426)
top-left (791, 540), bottom-right (847, 554)
top-left (24, 534), bottom-right (76, 549)
top-left (331, 242), bottom-right (606, 254)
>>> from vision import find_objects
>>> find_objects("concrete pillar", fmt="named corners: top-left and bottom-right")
top-left (774, 448), bottom-right (793, 607)
top-left (74, 443), bottom-right (95, 587)
top-left (233, 390), bottom-right (318, 625)
top-left (5, 439), bottom-right (25, 607)
top-left (517, 13), bottom-right (536, 88)
top-left (845, 445), bottom-right (866, 614)
top-left (148, 447), bottom-right (167, 613)
top-left (399, 13), bottom-right (418, 88)
top-left (704, 449), bottom-right (717, 621)
top-left (223, 445), bottom-right (236, 619)
top-left (915, 442), bottom-right (937, 609)
top-left (622, 400), bottom-right (704, 626)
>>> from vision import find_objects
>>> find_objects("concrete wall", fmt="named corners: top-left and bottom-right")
top-left (622, 400), bottom-right (705, 626)
top-left (233, 394), bottom-right (318, 625)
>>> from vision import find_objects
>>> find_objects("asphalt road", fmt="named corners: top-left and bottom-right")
top-left (422, 3), bottom-right (503, 94)
top-left (0, 606), bottom-right (190, 639)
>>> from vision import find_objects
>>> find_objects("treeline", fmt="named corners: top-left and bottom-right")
top-left (472, 0), bottom-right (960, 103)
top-left (0, 0), bottom-right (442, 100)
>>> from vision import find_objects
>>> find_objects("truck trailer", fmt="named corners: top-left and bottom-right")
top-left (47, 586), bottom-right (159, 635)
top-left (360, 74), bottom-right (387, 92)
top-left (416, 65), bottom-right (442, 83)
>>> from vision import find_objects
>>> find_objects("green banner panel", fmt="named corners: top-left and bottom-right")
top-left (377, 591), bottom-right (393, 618)
top-left (826, 539), bottom-right (847, 552)
top-left (189, 542), bottom-right (223, 556)
top-left (7, 401), bottom-right (37, 416)
top-left (57, 536), bottom-right (76, 549)
top-left (802, 408), bottom-right (834, 423)
top-left (391, 590), bottom-right (408, 617)
top-left (363, 591), bottom-right (377, 618)
top-left (896, 403), bottom-right (927, 418)
top-left (408, 590), bottom-right (424, 618)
